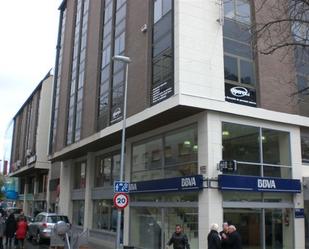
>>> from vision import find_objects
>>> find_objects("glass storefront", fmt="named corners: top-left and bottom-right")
top-left (130, 193), bottom-right (198, 249)
top-left (72, 200), bottom-right (85, 226)
top-left (92, 199), bottom-right (117, 231)
top-left (224, 208), bottom-right (293, 249)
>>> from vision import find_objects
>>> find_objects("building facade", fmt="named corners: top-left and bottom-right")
top-left (9, 72), bottom-right (53, 216)
top-left (8, 0), bottom-right (307, 249)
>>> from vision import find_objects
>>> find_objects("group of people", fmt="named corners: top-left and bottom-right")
top-left (208, 222), bottom-right (242, 249)
top-left (166, 223), bottom-right (241, 249)
top-left (0, 211), bottom-right (28, 249)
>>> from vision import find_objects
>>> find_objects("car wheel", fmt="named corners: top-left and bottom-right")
top-left (35, 232), bottom-right (42, 244)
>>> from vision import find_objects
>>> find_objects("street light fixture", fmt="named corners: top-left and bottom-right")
top-left (112, 55), bottom-right (131, 249)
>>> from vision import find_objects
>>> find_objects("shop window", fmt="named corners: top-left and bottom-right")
top-left (301, 131), bottom-right (309, 163)
top-left (222, 122), bottom-right (292, 178)
top-left (73, 161), bottom-right (86, 189)
top-left (92, 200), bottom-right (117, 231)
top-left (72, 200), bottom-right (85, 226)
top-left (94, 153), bottom-right (120, 187)
top-left (131, 125), bottom-right (197, 182)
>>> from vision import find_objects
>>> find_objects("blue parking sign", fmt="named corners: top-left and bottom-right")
top-left (114, 181), bottom-right (129, 193)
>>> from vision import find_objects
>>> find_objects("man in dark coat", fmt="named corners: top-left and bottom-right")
top-left (5, 213), bottom-right (17, 247)
top-left (219, 222), bottom-right (229, 249)
top-left (167, 224), bottom-right (190, 249)
top-left (226, 225), bottom-right (242, 249)
top-left (207, 223), bottom-right (221, 249)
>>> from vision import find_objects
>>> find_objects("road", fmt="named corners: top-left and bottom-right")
top-left (24, 239), bottom-right (50, 249)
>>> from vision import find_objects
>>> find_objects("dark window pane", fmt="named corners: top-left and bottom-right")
top-left (224, 56), bottom-right (239, 82)
top-left (240, 59), bottom-right (255, 85)
top-left (222, 122), bottom-right (260, 163)
top-left (223, 38), bottom-right (252, 59)
top-left (301, 134), bottom-right (309, 162)
top-left (224, 0), bottom-right (234, 19)
top-left (236, 0), bottom-right (251, 24)
top-left (223, 19), bottom-right (251, 43)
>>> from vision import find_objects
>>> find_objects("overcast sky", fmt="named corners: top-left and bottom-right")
top-left (0, 1), bottom-right (62, 166)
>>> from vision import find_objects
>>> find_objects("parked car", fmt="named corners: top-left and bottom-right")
top-left (27, 212), bottom-right (70, 244)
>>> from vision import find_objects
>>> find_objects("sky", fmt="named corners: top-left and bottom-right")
top-left (0, 1), bottom-right (62, 166)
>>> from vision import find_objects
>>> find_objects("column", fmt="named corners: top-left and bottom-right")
top-left (198, 111), bottom-right (223, 249)
top-left (84, 152), bottom-right (94, 230)
top-left (59, 160), bottom-right (73, 219)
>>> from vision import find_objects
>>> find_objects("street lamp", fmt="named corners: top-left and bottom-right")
top-left (112, 55), bottom-right (131, 249)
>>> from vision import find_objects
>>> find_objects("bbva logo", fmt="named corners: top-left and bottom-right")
top-left (181, 177), bottom-right (196, 187)
top-left (257, 179), bottom-right (276, 189)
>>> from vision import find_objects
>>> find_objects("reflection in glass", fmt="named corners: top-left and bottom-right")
top-left (92, 200), bottom-right (117, 231)
top-left (224, 56), bottom-right (239, 82)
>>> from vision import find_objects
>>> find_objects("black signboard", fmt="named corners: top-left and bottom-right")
top-left (151, 81), bottom-right (174, 105)
top-left (225, 83), bottom-right (256, 107)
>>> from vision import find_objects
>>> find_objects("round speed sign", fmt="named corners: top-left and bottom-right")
top-left (113, 193), bottom-right (129, 209)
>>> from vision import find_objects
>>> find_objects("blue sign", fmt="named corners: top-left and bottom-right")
top-left (129, 175), bottom-right (204, 194)
top-left (114, 181), bottom-right (129, 193)
top-left (5, 190), bottom-right (18, 200)
top-left (218, 175), bottom-right (301, 193)
top-left (295, 208), bottom-right (305, 218)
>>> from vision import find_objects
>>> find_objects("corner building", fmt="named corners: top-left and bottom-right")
top-left (50, 0), bottom-right (309, 248)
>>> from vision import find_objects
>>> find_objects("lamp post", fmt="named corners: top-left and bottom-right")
top-left (112, 55), bottom-right (131, 249)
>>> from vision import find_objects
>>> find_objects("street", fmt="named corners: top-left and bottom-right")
top-left (24, 239), bottom-right (49, 249)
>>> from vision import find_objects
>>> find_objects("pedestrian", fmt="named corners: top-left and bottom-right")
top-left (0, 213), bottom-right (5, 249)
top-left (166, 224), bottom-right (190, 249)
top-left (226, 225), bottom-right (242, 249)
top-left (207, 223), bottom-right (221, 249)
top-left (219, 222), bottom-right (229, 249)
top-left (15, 216), bottom-right (28, 249)
top-left (5, 213), bottom-right (17, 248)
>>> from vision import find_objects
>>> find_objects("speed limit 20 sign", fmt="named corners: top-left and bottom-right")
top-left (113, 193), bottom-right (129, 209)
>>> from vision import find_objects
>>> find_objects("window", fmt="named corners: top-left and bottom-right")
top-left (131, 125), bottom-right (198, 182)
top-left (92, 200), bottom-right (117, 231)
top-left (222, 122), bottom-right (291, 178)
top-left (151, 0), bottom-right (174, 105)
top-left (73, 161), bottom-right (86, 189)
top-left (72, 200), bottom-right (85, 226)
top-left (94, 153), bottom-right (120, 187)
top-left (66, 0), bottom-right (90, 144)
top-left (223, 0), bottom-right (256, 88)
top-left (301, 129), bottom-right (309, 163)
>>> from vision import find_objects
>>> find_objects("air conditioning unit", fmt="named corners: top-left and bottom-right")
top-left (26, 149), bottom-right (32, 157)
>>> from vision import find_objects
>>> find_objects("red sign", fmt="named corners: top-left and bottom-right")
top-left (113, 193), bottom-right (129, 209)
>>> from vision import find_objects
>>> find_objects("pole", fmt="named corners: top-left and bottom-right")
top-left (116, 62), bottom-right (129, 249)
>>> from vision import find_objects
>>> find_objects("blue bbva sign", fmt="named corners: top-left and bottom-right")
top-left (218, 175), bottom-right (301, 193)
top-left (129, 175), bottom-right (204, 193)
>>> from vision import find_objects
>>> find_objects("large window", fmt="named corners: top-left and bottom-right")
top-left (151, 0), bottom-right (174, 105)
top-left (73, 161), bottom-right (87, 189)
top-left (223, 0), bottom-right (256, 87)
top-left (131, 126), bottom-right (197, 182)
top-left (94, 153), bottom-right (120, 187)
top-left (92, 200), bottom-right (117, 231)
top-left (67, 0), bottom-right (90, 144)
top-left (97, 0), bottom-right (128, 129)
top-left (222, 122), bottom-right (291, 178)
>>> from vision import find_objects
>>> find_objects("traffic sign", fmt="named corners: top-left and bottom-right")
top-left (114, 181), bottom-right (129, 193)
top-left (113, 193), bottom-right (129, 209)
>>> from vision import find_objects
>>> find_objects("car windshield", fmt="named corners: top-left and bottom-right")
top-left (47, 216), bottom-right (69, 223)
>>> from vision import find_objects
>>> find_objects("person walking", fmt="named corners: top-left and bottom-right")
top-left (5, 213), bottom-right (17, 248)
top-left (15, 216), bottom-right (28, 249)
top-left (0, 213), bottom-right (5, 249)
top-left (219, 222), bottom-right (229, 249)
top-left (207, 223), bottom-right (221, 249)
top-left (226, 225), bottom-right (242, 249)
top-left (166, 224), bottom-right (190, 249)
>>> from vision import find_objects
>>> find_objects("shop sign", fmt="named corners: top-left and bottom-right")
top-left (295, 208), bottom-right (305, 218)
top-left (129, 175), bottom-right (204, 193)
top-left (225, 83), bottom-right (256, 107)
top-left (218, 175), bottom-right (301, 193)
top-left (151, 81), bottom-right (174, 105)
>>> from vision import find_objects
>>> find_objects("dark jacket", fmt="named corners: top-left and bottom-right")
top-left (208, 230), bottom-right (221, 249)
top-left (226, 231), bottom-right (242, 249)
top-left (167, 232), bottom-right (190, 249)
top-left (5, 214), bottom-right (17, 238)
top-left (219, 231), bottom-right (229, 249)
